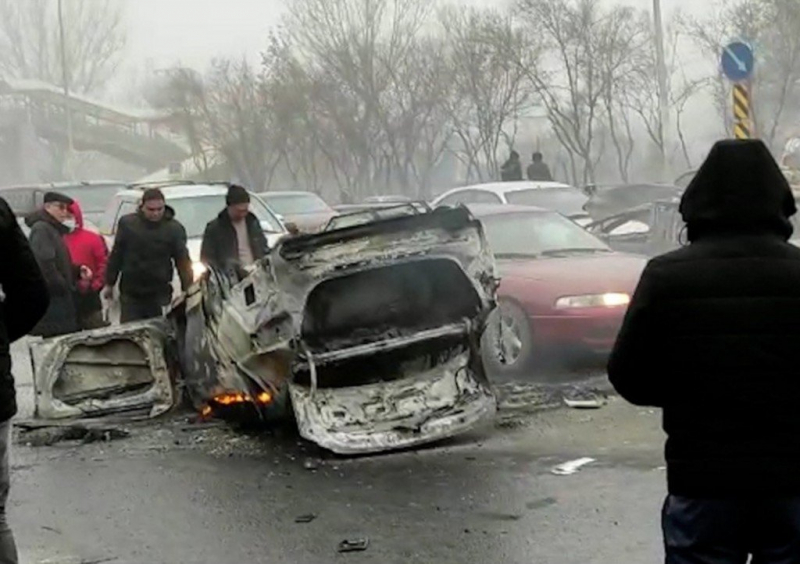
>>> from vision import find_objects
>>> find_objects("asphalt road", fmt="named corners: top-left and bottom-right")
top-left (9, 341), bottom-right (668, 564)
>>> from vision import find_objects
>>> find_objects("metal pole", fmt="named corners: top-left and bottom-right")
top-left (653, 0), bottom-right (670, 181)
top-left (58, 0), bottom-right (75, 179)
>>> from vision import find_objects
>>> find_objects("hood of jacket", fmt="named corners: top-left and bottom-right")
top-left (680, 139), bottom-right (797, 242)
top-left (135, 204), bottom-right (176, 226)
top-left (216, 208), bottom-right (260, 227)
top-left (24, 208), bottom-right (69, 234)
top-left (67, 200), bottom-right (85, 229)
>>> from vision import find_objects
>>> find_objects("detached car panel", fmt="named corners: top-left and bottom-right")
top-left (30, 321), bottom-right (176, 420)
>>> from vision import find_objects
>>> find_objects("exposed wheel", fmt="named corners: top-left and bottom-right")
top-left (481, 300), bottom-right (534, 376)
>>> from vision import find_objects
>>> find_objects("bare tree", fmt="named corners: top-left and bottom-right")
top-left (275, 0), bottom-right (434, 200)
top-left (440, 7), bottom-right (535, 182)
top-left (150, 60), bottom-right (281, 191)
top-left (0, 0), bottom-right (126, 94)
top-left (682, 0), bottom-right (800, 149)
top-left (517, 0), bottom-right (648, 185)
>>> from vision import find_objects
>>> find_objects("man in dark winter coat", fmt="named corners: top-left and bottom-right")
top-left (103, 188), bottom-right (192, 323)
top-left (26, 192), bottom-right (89, 337)
top-left (526, 151), bottom-right (553, 181)
top-left (608, 139), bottom-right (800, 563)
top-left (0, 196), bottom-right (48, 563)
top-left (500, 151), bottom-right (523, 181)
top-left (200, 184), bottom-right (268, 277)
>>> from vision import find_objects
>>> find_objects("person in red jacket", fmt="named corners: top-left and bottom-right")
top-left (64, 200), bottom-right (109, 330)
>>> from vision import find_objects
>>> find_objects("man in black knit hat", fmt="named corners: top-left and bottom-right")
top-left (609, 139), bottom-right (800, 563)
top-left (201, 184), bottom-right (268, 278)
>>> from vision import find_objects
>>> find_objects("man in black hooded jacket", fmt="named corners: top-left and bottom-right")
top-left (0, 196), bottom-right (48, 563)
top-left (609, 139), bottom-right (800, 563)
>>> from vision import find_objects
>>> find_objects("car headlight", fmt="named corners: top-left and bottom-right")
top-left (555, 293), bottom-right (630, 309)
top-left (192, 261), bottom-right (208, 281)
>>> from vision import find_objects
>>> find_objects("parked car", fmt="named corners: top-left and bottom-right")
top-left (583, 183), bottom-right (682, 223)
top-left (433, 181), bottom-right (590, 225)
top-left (259, 191), bottom-right (337, 233)
top-left (588, 196), bottom-right (800, 257)
top-left (470, 204), bottom-right (646, 374)
top-left (100, 183), bottom-right (287, 283)
top-left (325, 202), bottom-right (430, 231)
top-left (363, 195), bottom-right (412, 204)
top-left (49, 181), bottom-right (128, 230)
top-left (1, 180), bottom-right (127, 235)
top-left (30, 206), bottom-right (498, 455)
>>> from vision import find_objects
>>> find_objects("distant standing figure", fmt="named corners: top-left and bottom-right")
top-left (200, 184), bottom-right (268, 278)
top-left (0, 196), bottom-right (49, 564)
top-left (26, 192), bottom-right (88, 337)
top-left (64, 200), bottom-right (109, 330)
top-left (526, 152), bottom-right (553, 181)
top-left (103, 188), bottom-right (192, 323)
top-left (500, 151), bottom-right (523, 181)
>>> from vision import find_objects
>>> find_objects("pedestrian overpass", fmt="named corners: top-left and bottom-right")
top-left (0, 78), bottom-right (189, 172)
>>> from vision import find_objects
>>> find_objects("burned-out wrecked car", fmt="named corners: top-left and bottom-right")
top-left (30, 206), bottom-right (499, 455)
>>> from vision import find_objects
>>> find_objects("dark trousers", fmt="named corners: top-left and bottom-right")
top-left (663, 495), bottom-right (800, 563)
top-left (75, 291), bottom-right (107, 331)
top-left (120, 294), bottom-right (165, 323)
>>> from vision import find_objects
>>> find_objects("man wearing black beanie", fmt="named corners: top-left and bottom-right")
top-left (200, 184), bottom-right (268, 277)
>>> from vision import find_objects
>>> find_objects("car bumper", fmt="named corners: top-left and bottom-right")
top-left (531, 308), bottom-right (626, 355)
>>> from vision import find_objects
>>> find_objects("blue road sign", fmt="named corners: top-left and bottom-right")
top-left (721, 41), bottom-right (754, 82)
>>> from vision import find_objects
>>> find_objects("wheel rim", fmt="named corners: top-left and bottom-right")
top-left (492, 305), bottom-right (524, 366)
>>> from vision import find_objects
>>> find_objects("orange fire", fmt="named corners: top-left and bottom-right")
top-left (199, 389), bottom-right (273, 417)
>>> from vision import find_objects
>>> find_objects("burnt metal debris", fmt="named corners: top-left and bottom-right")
top-left (29, 206), bottom-right (500, 455)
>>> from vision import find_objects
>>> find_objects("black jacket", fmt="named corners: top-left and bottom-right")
top-left (526, 162), bottom-right (553, 181)
top-left (501, 159), bottom-right (523, 182)
top-left (200, 210), bottom-right (268, 273)
top-left (26, 209), bottom-right (79, 337)
top-left (0, 199), bottom-right (48, 421)
top-left (608, 139), bottom-right (800, 497)
top-left (106, 207), bottom-right (192, 302)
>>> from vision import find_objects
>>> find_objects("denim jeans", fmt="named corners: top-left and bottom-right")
top-left (0, 420), bottom-right (17, 564)
top-left (663, 495), bottom-right (800, 564)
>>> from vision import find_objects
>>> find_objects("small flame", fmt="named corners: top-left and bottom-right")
top-left (199, 389), bottom-right (273, 417)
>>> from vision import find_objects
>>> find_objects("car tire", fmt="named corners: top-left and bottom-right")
top-left (481, 299), bottom-right (534, 377)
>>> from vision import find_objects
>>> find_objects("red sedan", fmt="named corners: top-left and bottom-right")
top-left (470, 205), bottom-right (646, 374)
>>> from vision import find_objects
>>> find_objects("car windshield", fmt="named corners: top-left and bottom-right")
top-left (169, 194), bottom-right (283, 238)
top-left (505, 188), bottom-right (588, 217)
top-left (262, 193), bottom-right (331, 214)
top-left (58, 184), bottom-right (127, 213)
top-left (480, 211), bottom-right (610, 258)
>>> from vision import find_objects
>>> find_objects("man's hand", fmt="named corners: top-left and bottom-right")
top-left (80, 266), bottom-right (93, 281)
top-left (102, 285), bottom-right (114, 301)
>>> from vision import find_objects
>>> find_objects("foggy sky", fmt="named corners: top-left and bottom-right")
top-left (126, 0), bottom-right (710, 70)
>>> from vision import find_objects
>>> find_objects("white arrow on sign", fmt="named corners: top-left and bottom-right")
top-left (725, 46), bottom-right (748, 72)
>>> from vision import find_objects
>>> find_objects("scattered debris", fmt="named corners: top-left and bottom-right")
top-left (338, 538), bottom-right (370, 553)
top-left (551, 457), bottom-right (596, 476)
top-left (303, 458), bottom-right (320, 471)
top-left (16, 423), bottom-right (130, 447)
top-left (562, 387), bottom-right (606, 409)
top-left (295, 514), bottom-right (317, 524)
top-left (526, 497), bottom-right (557, 510)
